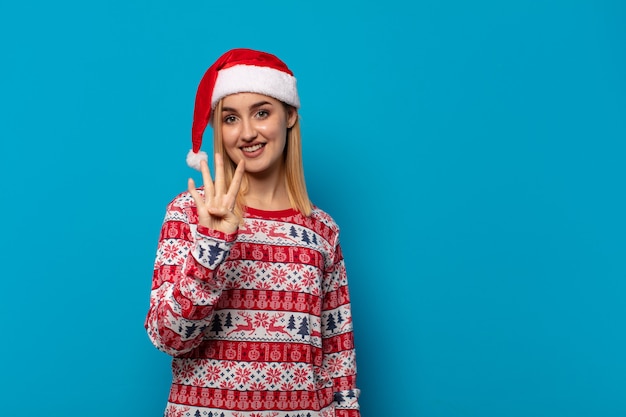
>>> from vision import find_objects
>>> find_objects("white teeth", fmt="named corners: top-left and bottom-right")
top-left (242, 143), bottom-right (264, 152)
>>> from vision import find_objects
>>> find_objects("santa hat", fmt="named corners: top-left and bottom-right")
top-left (186, 48), bottom-right (300, 170)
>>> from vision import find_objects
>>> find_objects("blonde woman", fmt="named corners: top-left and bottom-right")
top-left (145, 48), bottom-right (361, 417)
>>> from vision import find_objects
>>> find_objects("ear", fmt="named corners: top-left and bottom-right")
top-left (286, 107), bottom-right (298, 128)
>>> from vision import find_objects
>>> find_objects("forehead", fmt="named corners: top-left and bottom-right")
top-left (221, 92), bottom-right (282, 108)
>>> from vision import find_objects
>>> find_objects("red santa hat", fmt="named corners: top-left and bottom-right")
top-left (186, 48), bottom-right (300, 170)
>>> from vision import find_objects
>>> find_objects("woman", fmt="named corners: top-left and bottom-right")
top-left (145, 48), bottom-right (361, 417)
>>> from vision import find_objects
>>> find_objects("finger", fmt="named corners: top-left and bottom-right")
top-left (199, 159), bottom-right (215, 199)
top-left (213, 152), bottom-right (226, 197)
top-left (207, 206), bottom-right (231, 217)
top-left (225, 159), bottom-right (245, 208)
top-left (187, 178), bottom-right (204, 207)
top-left (207, 206), bottom-right (240, 234)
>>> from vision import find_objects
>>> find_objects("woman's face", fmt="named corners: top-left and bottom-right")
top-left (220, 93), bottom-right (297, 178)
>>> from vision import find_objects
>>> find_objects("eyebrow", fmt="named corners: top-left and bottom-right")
top-left (221, 100), bottom-right (273, 113)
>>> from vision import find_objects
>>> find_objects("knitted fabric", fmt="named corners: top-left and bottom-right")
top-left (145, 190), bottom-right (361, 417)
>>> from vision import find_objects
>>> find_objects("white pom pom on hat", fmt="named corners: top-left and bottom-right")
top-left (187, 48), bottom-right (300, 170)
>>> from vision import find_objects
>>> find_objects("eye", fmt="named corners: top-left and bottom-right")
top-left (223, 115), bottom-right (238, 124)
top-left (255, 109), bottom-right (270, 119)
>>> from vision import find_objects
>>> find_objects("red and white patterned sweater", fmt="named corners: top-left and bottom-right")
top-left (145, 190), bottom-right (361, 417)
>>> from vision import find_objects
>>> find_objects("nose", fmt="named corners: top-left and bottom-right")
top-left (241, 118), bottom-right (257, 141)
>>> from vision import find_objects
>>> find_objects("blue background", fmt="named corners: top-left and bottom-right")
top-left (1, 1), bottom-right (625, 416)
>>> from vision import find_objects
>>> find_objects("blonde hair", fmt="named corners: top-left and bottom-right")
top-left (212, 99), bottom-right (313, 218)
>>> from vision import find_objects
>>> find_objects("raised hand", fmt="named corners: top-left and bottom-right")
top-left (188, 153), bottom-right (245, 234)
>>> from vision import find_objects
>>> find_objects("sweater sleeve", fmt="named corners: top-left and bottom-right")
top-left (321, 239), bottom-right (361, 417)
top-left (145, 194), bottom-right (236, 357)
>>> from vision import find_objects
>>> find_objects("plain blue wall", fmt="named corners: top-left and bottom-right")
top-left (1, 1), bottom-right (624, 416)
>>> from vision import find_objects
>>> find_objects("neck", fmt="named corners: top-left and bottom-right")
top-left (243, 171), bottom-right (292, 211)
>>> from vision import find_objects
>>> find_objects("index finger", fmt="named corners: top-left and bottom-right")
top-left (213, 152), bottom-right (226, 197)
top-left (225, 159), bottom-right (246, 204)
top-left (199, 159), bottom-right (215, 198)
top-left (187, 177), bottom-right (204, 208)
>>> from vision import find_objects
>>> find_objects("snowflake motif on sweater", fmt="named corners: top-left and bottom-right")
top-left (145, 190), bottom-right (361, 417)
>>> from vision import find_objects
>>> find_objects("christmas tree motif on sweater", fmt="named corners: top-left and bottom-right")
top-left (206, 244), bottom-right (224, 265)
top-left (336, 310), bottom-right (344, 328)
top-left (210, 313), bottom-right (223, 334)
top-left (334, 391), bottom-right (344, 405)
top-left (196, 242), bottom-right (226, 267)
top-left (297, 317), bottom-right (309, 339)
top-left (286, 314), bottom-right (297, 331)
top-left (224, 311), bottom-right (234, 329)
top-left (325, 312), bottom-right (338, 333)
top-left (300, 230), bottom-right (311, 245)
top-left (185, 323), bottom-right (198, 339)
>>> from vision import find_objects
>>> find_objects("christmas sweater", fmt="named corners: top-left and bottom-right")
top-left (145, 190), bottom-right (361, 417)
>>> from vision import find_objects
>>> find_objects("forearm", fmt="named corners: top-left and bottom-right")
top-left (323, 321), bottom-right (361, 416)
top-left (145, 221), bottom-right (236, 356)
top-left (322, 245), bottom-right (361, 416)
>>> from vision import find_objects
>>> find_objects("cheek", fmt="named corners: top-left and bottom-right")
top-left (221, 126), bottom-right (239, 145)
top-left (221, 128), bottom-right (240, 159)
top-left (258, 120), bottom-right (287, 138)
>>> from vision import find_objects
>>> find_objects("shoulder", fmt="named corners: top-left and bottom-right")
top-left (166, 189), bottom-right (200, 211)
top-left (300, 205), bottom-right (341, 246)
top-left (162, 189), bottom-right (201, 224)
top-left (309, 206), bottom-right (340, 231)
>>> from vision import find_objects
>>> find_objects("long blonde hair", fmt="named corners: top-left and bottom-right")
top-left (212, 99), bottom-right (313, 218)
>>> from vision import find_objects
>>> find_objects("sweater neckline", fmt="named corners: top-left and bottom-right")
top-left (245, 206), bottom-right (300, 219)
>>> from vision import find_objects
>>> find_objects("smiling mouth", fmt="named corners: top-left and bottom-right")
top-left (242, 143), bottom-right (265, 152)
